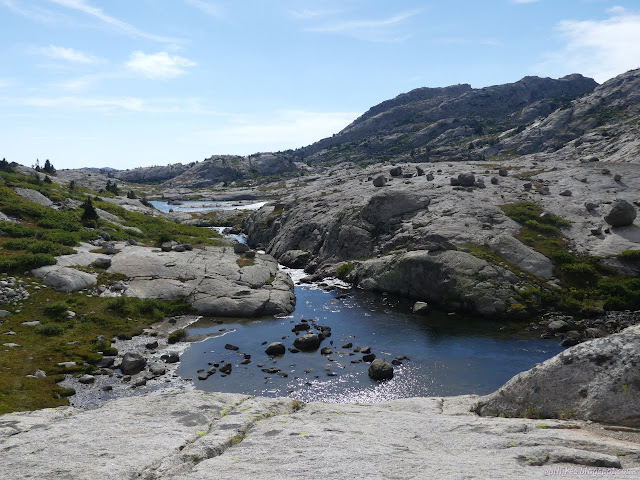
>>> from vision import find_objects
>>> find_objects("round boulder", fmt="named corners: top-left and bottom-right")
top-left (368, 359), bottom-right (394, 381)
top-left (373, 175), bottom-right (387, 187)
top-left (389, 166), bottom-right (403, 177)
top-left (457, 173), bottom-right (475, 187)
top-left (119, 352), bottom-right (146, 375)
top-left (604, 199), bottom-right (637, 227)
top-left (293, 333), bottom-right (321, 351)
top-left (265, 342), bottom-right (286, 356)
top-left (233, 242), bottom-right (250, 254)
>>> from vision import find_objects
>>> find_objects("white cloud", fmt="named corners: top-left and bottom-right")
top-left (47, 0), bottom-right (178, 43)
top-left (183, 110), bottom-right (360, 154)
top-left (536, 10), bottom-right (640, 82)
top-left (125, 51), bottom-right (196, 80)
top-left (184, 0), bottom-right (222, 17)
top-left (41, 45), bottom-right (100, 64)
top-left (305, 9), bottom-right (421, 42)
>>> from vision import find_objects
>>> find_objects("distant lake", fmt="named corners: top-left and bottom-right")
top-left (150, 200), bottom-right (267, 213)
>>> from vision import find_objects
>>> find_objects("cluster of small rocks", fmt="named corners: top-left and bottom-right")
top-left (189, 316), bottom-right (406, 385)
top-left (529, 310), bottom-right (640, 347)
top-left (0, 276), bottom-right (32, 306)
top-left (160, 241), bottom-right (193, 253)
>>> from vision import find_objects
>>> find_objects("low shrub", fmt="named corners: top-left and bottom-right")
top-left (168, 329), bottom-right (187, 344)
top-left (35, 323), bottom-right (64, 336)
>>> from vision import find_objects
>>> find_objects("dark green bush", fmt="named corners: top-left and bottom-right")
top-left (168, 329), bottom-right (187, 344)
top-left (43, 301), bottom-right (69, 319)
top-left (336, 263), bottom-right (355, 280)
top-left (35, 323), bottom-right (64, 336)
top-left (0, 252), bottom-right (56, 272)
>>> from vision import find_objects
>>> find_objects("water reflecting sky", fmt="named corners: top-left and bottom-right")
top-left (177, 286), bottom-right (564, 403)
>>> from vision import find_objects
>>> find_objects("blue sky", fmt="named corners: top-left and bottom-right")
top-left (1, 0), bottom-right (639, 170)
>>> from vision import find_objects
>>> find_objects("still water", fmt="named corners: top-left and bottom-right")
top-left (176, 284), bottom-right (564, 403)
top-left (150, 200), bottom-right (267, 213)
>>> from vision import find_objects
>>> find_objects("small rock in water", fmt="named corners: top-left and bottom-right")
top-left (265, 342), bottom-right (286, 356)
top-left (225, 344), bottom-right (240, 351)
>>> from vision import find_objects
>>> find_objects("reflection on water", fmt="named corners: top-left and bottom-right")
top-left (177, 286), bottom-right (564, 403)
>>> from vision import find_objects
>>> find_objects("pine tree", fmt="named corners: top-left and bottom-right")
top-left (81, 197), bottom-right (99, 223)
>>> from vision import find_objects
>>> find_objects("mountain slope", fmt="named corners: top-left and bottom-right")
top-left (300, 74), bottom-right (598, 164)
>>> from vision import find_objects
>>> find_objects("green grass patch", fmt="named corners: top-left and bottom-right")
top-left (500, 201), bottom-right (640, 314)
top-left (0, 281), bottom-right (194, 414)
top-left (618, 249), bottom-right (640, 261)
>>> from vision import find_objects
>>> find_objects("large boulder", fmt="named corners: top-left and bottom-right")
top-left (279, 250), bottom-right (312, 268)
top-left (119, 352), bottom-right (146, 375)
top-left (360, 191), bottom-right (430, 230)
top-left (265, 342), bottom-right (286, 356)
top-left (604, 199), bottom-right (637, 227)
top-left (31, 266), bottom-right (97, 293)
top-left (293, 334), bottom-right (321, 351)
top-left (354, 250), bottom-right (519, 317)
top-left (473, 324), bottom-right (640, 427)
top-left (368, 358), bottom-right (394, 381)
top-left (457, 173), bottom-right (476, 187)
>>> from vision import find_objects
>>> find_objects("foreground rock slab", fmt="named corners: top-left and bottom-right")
top-left (1, 391), bottom-right (639, 479)
top-left (474, 324), bottom-right (640, 427)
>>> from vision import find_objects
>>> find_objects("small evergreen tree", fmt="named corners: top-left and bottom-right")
top-left (43, 159), bottom-right (56, 175)
top-left (69, 180), bottom-right (76, 191)
top-left (81, 197), bottom-right (99, 224)
top-left (0, 158), bottom-right (14, 173)
top-left (126, 190), bottom-right (136, 199)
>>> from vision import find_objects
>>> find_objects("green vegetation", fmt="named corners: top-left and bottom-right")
top-left (0, 166), bottom-right (225, 414)
top-left (618, 249), bottom-right (640, 261)
top-left (0, 282), bottom-right (194, 414)
top-left (499, 201), bottom-right (640, 314)
top-left (336, 263), bottom-right (355, 280)
top-left (167, 328), bottom-right (188, 344)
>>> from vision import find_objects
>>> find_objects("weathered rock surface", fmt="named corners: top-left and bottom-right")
top-left (31, 266), bottom-right (97, 293)
top-left (474, 324), bottom-right (640, 426)
top-left (1, 391), bottom-right (639, 479)
top-left (488, 235), bottom-right (554, 279)
top-left (107, 245), bottom-right (295, 317)
top-left (13, 188), bottom-right (53, 207)
top-left (353, 250), bottom-right (519, 316)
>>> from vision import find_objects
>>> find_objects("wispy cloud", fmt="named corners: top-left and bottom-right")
top-left (288, 8), bottom-right (342, 20)
top-left (512, 0), bottom-right (539, 4)
top-left (41, 45), bottom-right (101, 64)
top-left (15, 95), bottom-right (215, 114)
top-left (1, 0), bottom-right (62, 23)
top-left (305, 9), bottom-right (421, 42)
top-left (535, 9), bottom-right (640, 82)
top-left (125, 51), bottom-right (197, 80)
top-left (184, 0), bottom-right (222, 18)
top-left (46, 0), bottom-right (179, 43)
top-left (183, 110), bottom-right (359, 154)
